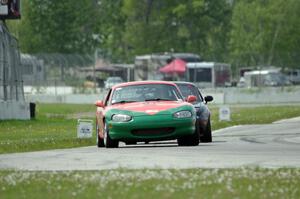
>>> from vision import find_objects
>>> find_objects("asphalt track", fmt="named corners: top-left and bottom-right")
top-left (0, 117), bottom-right (300, 171)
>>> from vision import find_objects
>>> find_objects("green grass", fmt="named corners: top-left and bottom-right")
top-left (210, 105), bottom-right (300, 130)
top-left (0, 168), bottom-right (299, 199)
top-left (1, 103), bottom-right (300, 154)
top-left (0, 103), bottom-right (96, 154)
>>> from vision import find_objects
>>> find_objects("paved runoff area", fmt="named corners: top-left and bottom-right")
top-left (1, 117), bottom-right (300, 171)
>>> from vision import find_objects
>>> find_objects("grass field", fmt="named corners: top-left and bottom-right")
top-left (210, 105), bottom-right (300, 130)
top-left (1, 103), bottom-right (300, 154)
top-left (0, 168), bottom-right (299, 198)
top-left (0, 103), bottom-right (95, 154)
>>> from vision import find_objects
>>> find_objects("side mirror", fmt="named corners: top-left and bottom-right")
top-left (204, 96), bottom-right (213, 103)
top-left (186, 95), bottom-right (197, 103)
top-left (95, 100), bottom-right (104, 108)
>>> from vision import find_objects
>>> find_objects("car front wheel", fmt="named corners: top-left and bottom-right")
top-left (103, 122), bottom-right (119, 148)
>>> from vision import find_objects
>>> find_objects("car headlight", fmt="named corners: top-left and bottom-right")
top-left (111, 114), bottom-right (132, 122)
top-left (173, 110), bottom-right (192, 118)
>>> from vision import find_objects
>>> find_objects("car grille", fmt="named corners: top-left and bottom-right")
top-left (131, 127), bottom-right (175, 136)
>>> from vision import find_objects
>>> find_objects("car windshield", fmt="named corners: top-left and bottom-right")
top-left (111, 84), bottom-right (183, 104)
top-left (176, 84), bottom-right (203, 103)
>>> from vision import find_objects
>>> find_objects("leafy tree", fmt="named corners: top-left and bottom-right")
top-left (229, 0), bottom-right (300, 71)
top-left (171, 0), bottom-right (232, 61)
top-left (6, 0), bottom-right (300, 71)
top-left (121, 0), bottom-right (232, 61)
top-left (8, 0), bottom-right (101, 54)
top-left (96, 0), bottom-right (128, 63)
top-left (6, 0), bottom-right (232, 64)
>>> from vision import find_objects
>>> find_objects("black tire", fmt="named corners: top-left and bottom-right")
top-left (96, 122), bottom-right (104, 147)
top-left (103, 122), bottom-right (119, 148)
top-left (177, 127), bottom-right (200, 146)
top-left (200, 119), bottom-right (212, 143)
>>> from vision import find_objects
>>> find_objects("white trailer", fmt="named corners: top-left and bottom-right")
top-left (186, 62), bottom-right (231, 88)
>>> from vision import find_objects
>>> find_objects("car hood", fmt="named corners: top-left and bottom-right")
top-left (107, 101), bottom-right (193, 116)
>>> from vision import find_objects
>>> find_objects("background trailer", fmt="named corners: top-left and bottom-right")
top-left (186, 62), bottom-right (231, 88)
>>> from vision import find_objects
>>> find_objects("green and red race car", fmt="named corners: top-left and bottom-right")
top-left (95, 81), bottom-right (199, 148)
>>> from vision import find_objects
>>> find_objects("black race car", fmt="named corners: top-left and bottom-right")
top-left (175, 82), bottom-right (213, 142)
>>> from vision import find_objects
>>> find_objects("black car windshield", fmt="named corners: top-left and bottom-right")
top-left (111, 84), bottom-right (183, 104)
top-left (176, 83), bottom-right (203, 103)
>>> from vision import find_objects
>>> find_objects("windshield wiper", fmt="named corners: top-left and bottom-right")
top-left (145, 98), bottom-right (173, 101)
top-left (112, 100), bottom-right (137, 105)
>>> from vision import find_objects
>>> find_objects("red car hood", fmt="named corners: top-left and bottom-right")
top-left (109, 101), bottom-right (189, 115)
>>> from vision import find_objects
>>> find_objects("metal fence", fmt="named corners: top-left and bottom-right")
top-left (34, 53), bottom-right (94, 82)
top-left (0, 23), bottom-right (24, 101)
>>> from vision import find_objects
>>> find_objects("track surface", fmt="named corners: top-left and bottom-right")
top-left (0, 117), bottom-right (300, 170)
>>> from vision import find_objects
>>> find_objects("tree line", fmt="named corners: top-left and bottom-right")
top-left (7, 0), bottom-right (300, 73)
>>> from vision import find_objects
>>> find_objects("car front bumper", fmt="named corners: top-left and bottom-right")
top-left (107, 114), bottom-right (196, 141)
